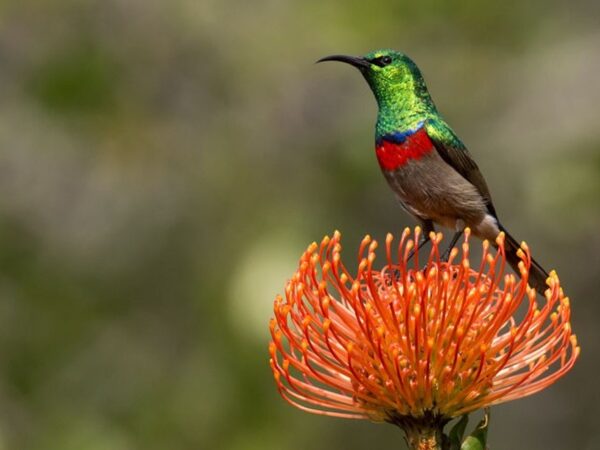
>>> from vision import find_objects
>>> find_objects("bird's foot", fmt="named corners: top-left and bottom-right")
top-left (406, 234), bottom-right (431, 263)
top-left (440, 247), bottom-right (452, 262)
top-left (440, 231), bottom-right (462, 262)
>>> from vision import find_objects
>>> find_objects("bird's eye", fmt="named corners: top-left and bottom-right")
top-left (371, 55), bottom-right (393, 67)
top-left (381, 56), bottom-right (392, 66)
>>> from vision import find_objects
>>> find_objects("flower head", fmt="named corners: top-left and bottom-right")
top-left (268, 228), bottom-right (579, 424)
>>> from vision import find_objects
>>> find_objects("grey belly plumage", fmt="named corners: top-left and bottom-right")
top-left (382, 152), bottom-right (500, 239)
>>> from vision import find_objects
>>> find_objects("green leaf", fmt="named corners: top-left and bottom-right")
top-left (448, 414), bottom-right (469, 450)
top-left (461, 408), bottom-right (490, 450)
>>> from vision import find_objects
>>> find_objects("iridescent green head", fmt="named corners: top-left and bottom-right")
top-left (318, 49), bottom-right (437, 134)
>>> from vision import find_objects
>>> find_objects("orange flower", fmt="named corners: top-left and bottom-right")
top-left (269, 228), bottom-right (579, 424)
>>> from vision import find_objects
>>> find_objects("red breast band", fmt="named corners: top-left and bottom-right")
top-left (375, 128), bottom-right (435, 171)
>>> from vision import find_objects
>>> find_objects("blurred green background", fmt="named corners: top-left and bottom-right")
top-left (0, 1), bottom-right (598, 449)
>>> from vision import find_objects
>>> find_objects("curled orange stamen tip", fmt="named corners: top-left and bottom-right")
top-left (333, 230), bottom-right (341, 240)
top-left (274, 326), bottom-right (284, 340)
top-left (386, 233), bottom-right (394, 244)
top-left (427, 338), bottom-right (434, 350)
top-left (463, 227), bottom-right (471, 236)
top-left (516, 248), bottom-right (525, 259)
top-left (415, 225), bottom-right (422, 233)
top-left (427, 307), bottom-right (435, 319)
top-left (521, 241), bottom-right (529, 251)
top-left (269, 318), bottom-right (277, 330)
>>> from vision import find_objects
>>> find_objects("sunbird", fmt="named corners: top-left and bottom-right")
top-left (318, 49), bottom-right (548, 294)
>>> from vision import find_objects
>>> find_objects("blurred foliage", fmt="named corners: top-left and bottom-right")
top-left (0, 0), bottom-right (599, 449)
top-left (27, 44), bottom-right (119, 114)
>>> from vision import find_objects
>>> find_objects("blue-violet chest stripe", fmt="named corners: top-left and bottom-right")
top-left (377, 121), bottom-right (425, 145)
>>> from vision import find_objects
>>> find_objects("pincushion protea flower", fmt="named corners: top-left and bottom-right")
top-left (268, 228), bottom-right (579, 449)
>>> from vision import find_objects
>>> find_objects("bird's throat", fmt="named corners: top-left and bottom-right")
top-left (376, 97), bottom-right (433, 136)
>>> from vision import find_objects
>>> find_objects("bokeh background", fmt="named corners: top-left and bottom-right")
top-left (0, 1), bottom-right (598, 449)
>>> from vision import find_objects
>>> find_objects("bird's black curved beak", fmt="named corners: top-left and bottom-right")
top-left (316, 54), bottom-right (371, 69)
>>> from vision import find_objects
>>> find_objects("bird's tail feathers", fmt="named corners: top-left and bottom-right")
top-left (499, 226), bottom-right (549, 296)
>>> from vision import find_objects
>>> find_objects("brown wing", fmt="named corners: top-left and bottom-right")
top-left (424, 119), bottom-right (497, 217)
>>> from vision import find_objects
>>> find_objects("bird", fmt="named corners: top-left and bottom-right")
top-left (317, 49), bottom-right (549, 295)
